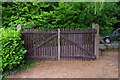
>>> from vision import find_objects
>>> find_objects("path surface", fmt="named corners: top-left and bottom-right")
top-left (7, 51), bottom-right (118, 78)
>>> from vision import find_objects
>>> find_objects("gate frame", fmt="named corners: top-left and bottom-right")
top-left (92, 23), bottom-right (99, 59)
top-left (21, 27), bottom-right (99, 60)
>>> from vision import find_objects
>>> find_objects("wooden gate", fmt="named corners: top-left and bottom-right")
top-left (21, 29), bottom-right (58, 60)
top-left (21, 28), bottom-right (97, 60)
top-left (60, 29), bottom-right (96, 60)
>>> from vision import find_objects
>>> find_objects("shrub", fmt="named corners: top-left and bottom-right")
top-left (0, 28), bottom-right (26, 72)
top-left (2, 2), bottom-right (120, 35)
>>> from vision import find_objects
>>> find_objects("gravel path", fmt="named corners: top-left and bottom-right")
top-left (6, 50), bottom-right (118, 78)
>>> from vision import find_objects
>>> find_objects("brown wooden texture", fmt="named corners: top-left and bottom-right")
top-left (21, 28), bottom-right (97, 60)
top-left (92, 23), bottom-right (100, 58)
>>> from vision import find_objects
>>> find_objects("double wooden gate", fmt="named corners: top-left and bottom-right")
top-left (21, 28), bottom-right (97, 60)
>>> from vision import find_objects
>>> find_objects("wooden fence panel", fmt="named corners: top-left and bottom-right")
top-left (60, 29), bottom-right (96, 60)
top-left (21, 29), bottom-right (58, 60)
top-left (21, 28), bottom-right (97, 60)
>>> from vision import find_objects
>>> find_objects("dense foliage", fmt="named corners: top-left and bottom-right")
top-left (2, 2), bottom-right (120, 35)
top-left (0, 28), bottom-right (26, 72)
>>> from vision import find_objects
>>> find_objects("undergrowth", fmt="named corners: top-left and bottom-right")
top-left (2, 59), bottom-right (36, 79)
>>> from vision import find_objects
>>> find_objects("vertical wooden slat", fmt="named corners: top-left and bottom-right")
top-left (61, 36), bottom-right (63, 59)
top-left (86, 33), bottom-right (87, 57)
top-left (58, 29), bottom-right (60, 60)
top-left (41, 47), bottom-right (43, 59)
top-left (63, 34), bottom-right (65, 60)
top-left (50, 34), bottom-right (52, 60)
top-left (68, 34), bottom-right (70, 60)
top-left (92, 23), bottom-right (99, 59)
top-left (75, 33), bottom-right (77, 60)
top-left (69, 34), bottom-right (72, 59)
top-left (82, 34), bottom-right (86, 59)
top-left (51, 33), bottom-right (53, 60)
top-left (73, 34), bottom-right (75, 57)
top-left (86, 34), bottom-right (90, 56)
top-left (69, 34), bottom-right (71, 60)
top-left (56, 38), bottom-right (58, 60)
top-left (73, 33), bottom-right (75, 59)
top-left (81, 34), bottom-right (83, 58)
top-left (43, 44), bottom-right (45, 60)
top-left (27, 34), bottom-right (30, 56)
top-left (86, 33), bottom-right (88, 59)
top-left (38, 33), bottom-right (40, 58)
top-left (79, 34), bottom-right (81, 59)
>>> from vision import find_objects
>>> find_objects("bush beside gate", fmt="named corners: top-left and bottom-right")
top-left (0, 28), bottom-right (26, 72)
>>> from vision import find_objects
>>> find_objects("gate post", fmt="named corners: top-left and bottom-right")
top-left (92, 23), bottom-right (99, 59)
top-left (58, 29), bottom-right (60, 60)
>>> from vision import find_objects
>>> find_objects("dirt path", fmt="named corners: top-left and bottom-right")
top-left (7, 50), bottom-right (118, 78)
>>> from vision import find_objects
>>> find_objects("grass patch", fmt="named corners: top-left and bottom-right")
top-left (103, 48), bottom-right (119, 51)
top-left (2, 59), bottom-right (37, 79)
top-left (111, 41), bottom-right (119, 44)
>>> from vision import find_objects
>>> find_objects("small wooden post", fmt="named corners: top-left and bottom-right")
top-left (58, 29), bottom-right (60, 60)
top-left (92, 23), bottom-right (99, 59)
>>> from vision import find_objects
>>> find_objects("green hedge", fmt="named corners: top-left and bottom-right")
top-left (2, 2), bottom-right (120, 35)
top-left (0, 28), bottom-right (26, 72)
